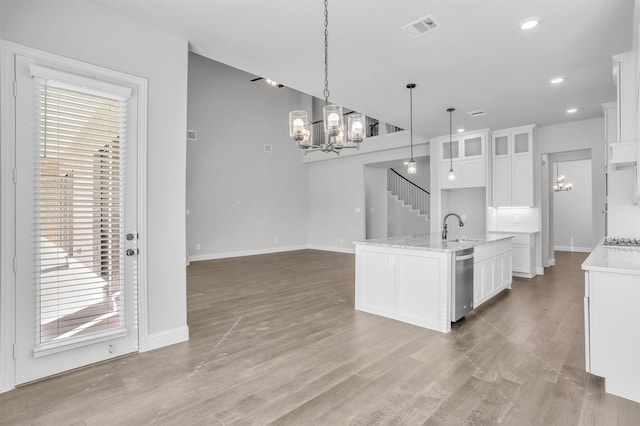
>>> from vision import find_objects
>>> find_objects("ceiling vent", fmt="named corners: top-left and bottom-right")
top-left (468, 109), bottom-right (486, 117)
top-left (401, 15), bottom-right (440, 39)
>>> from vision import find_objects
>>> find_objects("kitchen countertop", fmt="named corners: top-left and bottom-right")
top-left (582, 239), bottom-right (640, 276)
top-left (354, 233), bottom-right (513, 253)
top-left (488, 230), bottom-right (539, 234)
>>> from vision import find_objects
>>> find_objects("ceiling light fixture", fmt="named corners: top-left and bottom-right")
top-left (567, 108), bottom-right (578, 114)
top-left (288, 0), bottom-right (365, 154)
top-left (553, 163), bottom-right (573, 192)
top-left (457, 128), bottom-right (465, 133)
top-left (447, 107), bottom-right (456, 181)
top-left (520, 17), bottom-right (539, 30)
top-left (550, 76), bottom-right (565, 85)
top-left (407, 83), bottom-right (417, 174)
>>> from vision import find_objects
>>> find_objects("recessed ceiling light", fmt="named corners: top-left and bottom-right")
top-left (567, 108), bottom-right (578, 114)
top-left (550, 76), bottom-right (565, 85)
top-left (520, 17), bottom-right (539, 30)
top-left (457, 128), bottom-right (465, 133)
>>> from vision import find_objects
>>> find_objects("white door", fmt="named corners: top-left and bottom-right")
top-left (13, 53), bottom-right (140, 384)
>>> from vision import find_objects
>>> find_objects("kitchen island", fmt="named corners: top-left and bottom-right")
top-left (582, 240), bottom-right (640, 403)
top-left (354, 233), bottom-right (513, 333)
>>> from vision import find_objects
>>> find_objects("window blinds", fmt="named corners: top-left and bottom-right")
top-left (32, 67), bottom-right (130, 348)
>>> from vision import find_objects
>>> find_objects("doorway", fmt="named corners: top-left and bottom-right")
top-left (2, 43), bottom-right (147, 387)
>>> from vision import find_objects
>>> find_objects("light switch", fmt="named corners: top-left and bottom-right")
top-left (355, 207), bottom-right (361, 213)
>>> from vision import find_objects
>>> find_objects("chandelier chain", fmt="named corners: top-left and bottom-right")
top-left (409, 87), bottom-right (414, 160)
top-left (323, 0), bottom-right (330, 105)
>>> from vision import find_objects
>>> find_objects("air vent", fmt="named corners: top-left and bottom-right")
top-left (401, 15), bottom-right (440, 39)
top-left (468, 109), bottom-right (486, 117)
top-left (264, 144), bottom-right (273, 153)
top-left (186, 129), bottom-right (197, 140)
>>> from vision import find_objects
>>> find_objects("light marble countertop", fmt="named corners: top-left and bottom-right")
top-left (354, 233), bottom-right (513, 253)
top-left (582, 240), bottom-right (640, 276)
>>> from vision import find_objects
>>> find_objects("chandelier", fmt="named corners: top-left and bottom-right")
top-left (288, 0), bottom-right (366, 154)
top-left (553, 163), bottom-right (573, 192)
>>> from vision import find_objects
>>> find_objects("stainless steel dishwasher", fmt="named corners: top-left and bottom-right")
top-left (451, 247), bottom-right (474, 322)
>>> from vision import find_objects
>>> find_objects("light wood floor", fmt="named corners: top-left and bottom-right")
top-left (2, 249), bottom-right (640, 425)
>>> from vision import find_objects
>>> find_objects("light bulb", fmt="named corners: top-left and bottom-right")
top-left (293, 118), bottom-right (304, 130)
top-left (352, 121), bottom-right (363, 136)
top-left (448, 170), bottom-right (456, 181)
top-left (408, 161), bottom-right (417, 174)
top-left (520, 17), bottom-right (539, 30)
top-left (328, 113), bottom-right (340, 127)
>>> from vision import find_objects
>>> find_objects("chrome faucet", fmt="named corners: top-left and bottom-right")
top-left (442, 213), bottom-right (464, 240)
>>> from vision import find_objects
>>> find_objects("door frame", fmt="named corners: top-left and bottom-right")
top-left (0, 40), bottom-right (148, 392)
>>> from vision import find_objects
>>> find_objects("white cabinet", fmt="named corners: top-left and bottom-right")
top-left (609, 52), bottom-right (637, 171)
top-left (355, 244), bottom-right (451, 333)
top-left (491, 125), bottom-right (535, 207)
top-left (489, 232), bottom-right (535, 278)
top-left (584, 267), bottom-right (640, 402)
top-left (438, 132), bottom-right (487, 189)
top-left (473, 238), bottom-right (512, 308)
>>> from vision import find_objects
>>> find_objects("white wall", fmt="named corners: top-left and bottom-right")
top-left (553, 159), bottom-right (593, 251)
top-left (364, 167), bottom-right (387, 238)
top-left (186, 53), bottom-right (308, 259)
top-left (441, 188), bottom-right (487, 238)
top-left (387, 195), bottom-right (429, 237)
top-left (307, 136), bottom-right (428, 252)
top-left (1, 0), bottom-right (189, 352)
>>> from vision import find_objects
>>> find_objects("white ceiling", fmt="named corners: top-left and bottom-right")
top-left (95, 0), bottom-right (634, 138)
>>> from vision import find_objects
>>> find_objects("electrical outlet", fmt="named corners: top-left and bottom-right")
top-left (370, 208), bottom-right (374, 213)
top-left (274, 238), bottom-right (278, 244)
top-left (355, 207), bottom-right (361, 213)
top-left (340, 238), bottom-right (344, 244)
top-left (186, 209), bottom-right (190, 216)
top-left (196, 244), bottom-right (201, 251)
top-left (514, 215), bottom-right (520, 224)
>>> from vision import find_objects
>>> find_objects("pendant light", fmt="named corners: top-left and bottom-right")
top-left (407, 83), bottom-right (417, 174)
top-left (447, 107), bottom-right (456, 181)
top-left (288, 0), bottom-right (365, 154)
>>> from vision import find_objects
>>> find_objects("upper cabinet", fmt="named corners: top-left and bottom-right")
top-left (609, 52), bottom-right (637, 170)
top-left (490, 125), bottom-right (535, 207)
top-left (438, 131), bottom-right (488, 189)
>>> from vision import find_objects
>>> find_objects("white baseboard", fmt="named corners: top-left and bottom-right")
top-left (548, 258), bottom-right (556, 266)
top-left (188, 245), bottom-right (307, 262)
top-left (141, 325), bottom-right (189, 352)
top-left (306, 244), bottom-right (355, 254)
top-left (554, 245), bottom-right (592, 253)
top-left (536, 266), bottom-right (544, 275)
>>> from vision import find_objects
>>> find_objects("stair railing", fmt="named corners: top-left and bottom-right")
top-left (387, 168), bottom-right (430, 215)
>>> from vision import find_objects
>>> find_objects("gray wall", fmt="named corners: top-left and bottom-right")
top-left (553, 159), bottom-right (593, 251)
top-left (1, 0), bottom-right (189, 355)
top-left (387, 195), bottom-right (429, 237)
top-left (364, 167), bottom-right (387, 239)
top-left (441, 188), bottom-right (487, 238)
top-left (307, 136), bottom-right (429, 252)
top-left (187, 53), bottom-right (309, 259)
top-left (535, 117), bottom-right (606, 267)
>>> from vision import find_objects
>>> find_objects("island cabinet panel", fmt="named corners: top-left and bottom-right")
top-left (473, 239), bottom-right (512, 308)
top-left (355, 244), bottom-right (452, 333)
top-left (358, 251), bottom-right (396, 316)
top-left (586, 269), bottom-right (640, 402)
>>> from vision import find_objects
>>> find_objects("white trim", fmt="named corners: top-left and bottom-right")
top-left (188, 245), bottom-right (308, 262)
top-left (0, 40), bottom-right (17, 394)
top-left (536, 266), bottom-right (545, 275)
top-left (549, 258), bottom-right (556, 266)
top-left (142, 326), bottom-right (189, 352)
top-left (513, 271), bottom-right (536, 279)
top-left (306, 244), bottom-right (356, 254)
top-left (554, 245), bottom-right (592, 253)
